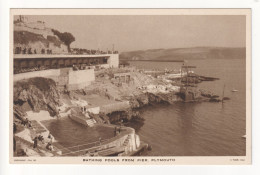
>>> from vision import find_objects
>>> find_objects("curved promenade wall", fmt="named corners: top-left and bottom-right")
top-left (14, 69), bottom-right (60, 82)
top-left (14, 68), bottom-right (96, 91)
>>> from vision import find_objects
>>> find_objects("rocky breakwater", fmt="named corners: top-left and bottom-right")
top-left (13, 77), bottom-right (61, 120)
top-left (129, 84), bottom-right (181, 108)
top-left (108, 82), bottom-right (227, 128)
top-left (107, 84), bottom-right (182, 128)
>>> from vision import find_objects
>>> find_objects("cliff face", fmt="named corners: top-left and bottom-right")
top-left (13, 77), bottom-right (61, 118)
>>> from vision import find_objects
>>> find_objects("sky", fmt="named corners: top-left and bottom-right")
top-left (18, 15), bottom-right (246, 52)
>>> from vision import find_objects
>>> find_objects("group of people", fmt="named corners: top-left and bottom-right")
top-left (21, 118), bottom-right (32, 128)
top-left (81, 106), bottom-right (88, 113)
top-left (14, 47), bottom-right (53, 55)
top-left (14, 47), bottom-right (36, 54)
top-left (72, 64), bottom-right (88, 71)
top-left (114, 126), bottom-right (122, 136)
top-left (14, 65), bottom-right (49, 74)
top-left (71, 48), bottom-right (118, 55)
top-left (33, 132), bottom-right (54, 151)
top-left (84, 150), bottom-right (99, 157)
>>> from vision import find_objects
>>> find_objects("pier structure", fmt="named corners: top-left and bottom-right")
top-left (179, 65), bottom-right (200, 102)
top-left (13, 53), bottom-right (119, 73)
top-left (13, 53), bottom-right (119, 90)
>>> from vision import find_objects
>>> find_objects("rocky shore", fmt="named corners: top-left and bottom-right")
top-left (13, 67), bottom-right (223, 157)
top-left (13, 77), bottom-right (61, 121)
top-left (13, 67), bottom-right (223, 127)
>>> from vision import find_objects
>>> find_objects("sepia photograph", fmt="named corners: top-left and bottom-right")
top-left (9, 9), bottom-right (251, 164)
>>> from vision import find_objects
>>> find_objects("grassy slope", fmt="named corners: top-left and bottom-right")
top-left (119, 47), bottom-right (246, 61)
top-left (14, 31), bottom-right (63, 47)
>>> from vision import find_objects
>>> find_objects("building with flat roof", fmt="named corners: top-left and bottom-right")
top-left (13, 53), bottom-right (119, 74)
top-left (13, 54), bottom-right (119, 90)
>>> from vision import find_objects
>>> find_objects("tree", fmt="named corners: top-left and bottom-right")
top-left (52, 29), bottom-right (75, 52)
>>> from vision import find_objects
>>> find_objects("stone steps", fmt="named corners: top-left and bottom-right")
top-left (122, 135), bottom-right (131, 147)
top-left (86, 119), bottom-right (96, 127)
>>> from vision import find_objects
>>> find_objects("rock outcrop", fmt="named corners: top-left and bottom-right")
top-left (107, 91), bottom-right (181, 125)
top-left (129, 92), bottom-right (181, 109)
top-left (13, 77), bottom-right (61, 118)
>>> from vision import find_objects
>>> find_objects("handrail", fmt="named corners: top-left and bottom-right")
top-left (59, 138), bottom-right (110, 151)
top-left (60, 133), bottom-right (129, 156)
top-left (61, 144), bottom-right (103, 156)
top-left (57, 125), bottom-right (134, 156)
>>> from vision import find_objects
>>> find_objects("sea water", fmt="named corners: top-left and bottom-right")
top-left (130, 59), bottom-right (246, 156)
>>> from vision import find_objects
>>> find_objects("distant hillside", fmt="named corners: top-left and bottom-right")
top-left (119, 47), bottom-right (246, 61)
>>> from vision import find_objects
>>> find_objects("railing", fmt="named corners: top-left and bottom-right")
top-left (59, 138), bottom-right (111, 156)
top-left (55, 125), bottom-right (134, 156)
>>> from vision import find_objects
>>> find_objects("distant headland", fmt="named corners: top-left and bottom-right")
top-left (120, 47), bottom-right (246, 61)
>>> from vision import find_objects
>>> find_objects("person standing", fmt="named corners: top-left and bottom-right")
top-left (114, 127), bottom-right (117, 136)
top-left (33, 136), bottom-right (38, 149)
top-left (119, 126), bottom-right (121, 133)
top-left (48, 132), bottom-right (53, 143)
top-left (46, 142), bottom-right (53, 151)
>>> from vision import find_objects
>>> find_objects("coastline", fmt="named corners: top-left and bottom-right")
top-left (13, 65), bottom-right (222, 157)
